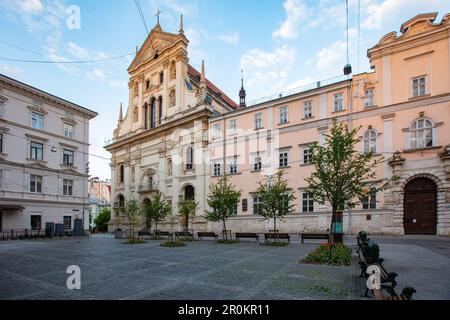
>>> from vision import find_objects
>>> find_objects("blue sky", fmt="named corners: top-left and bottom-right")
top-left (1, 0), bottom-right (449, 180)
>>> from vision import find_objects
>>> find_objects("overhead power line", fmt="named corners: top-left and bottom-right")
top-left (0, 52), bottom-right (135, 64)
top-left (135, 0), bottom-right (149, 34)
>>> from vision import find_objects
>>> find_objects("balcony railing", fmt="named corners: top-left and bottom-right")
top-left (138, 184), bottom-right (157, 193)
top-left (247, 74), bottom-right (350, 107)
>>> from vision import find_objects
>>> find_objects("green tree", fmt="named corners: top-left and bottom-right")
top-left (254, 170), bottom-right (295, 238)
top-left (204, 175), bottom-right (241, 240)
top-left (94, 207), bottom-right (111, 232)
top-left (143, 191), bottom-right (171, 233)
top-left (178, 200), bottom-right (198, 232)
top-left (304, 121), bottom-right (390, 244)
top-left (121, 199), bottom-right (141, 239)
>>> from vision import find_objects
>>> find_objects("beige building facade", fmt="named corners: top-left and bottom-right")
top-left (0, 74), bottom-right (97, 232)
top-left (208, 12), bottom-right (450, 236)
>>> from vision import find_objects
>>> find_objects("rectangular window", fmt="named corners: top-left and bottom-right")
top-left (186, 146), bottom-right (193, 170)
top-left (412, 76), bottom-right (426, 97)
top-left (0, 169), bottom-right (3, 190)
top-left (159, 71), bottom-right (164, 84)
top-left (302, 147), bottom-right (312, 164)
top-left (131, 167), bottom-right (135, 183)
top-left (63, 149), bottom-right (74, 166)
top-left (146, 80), bottom-right (150, 90)
top-left (279, 151), bottom-right (289, 168)
top-left (280, 107), bottom-right (288, 124)
top-left (31, 215), bottom-right (41, 231)
top-left (229, 119), bottom-right (237, 133)
top-left (229, 158), bottom-right (238, 174)
top-left (304, 101), bottom-right (313, 118)
top-left (302, 192), bottom-right (314, 212)
top-left (214, 123), bottom-right (222, 139)
top-left (213, 162), bottom-right (221, 176)
top-left (30, 142), bottom-right (43, 160)
top-left (333, 93), bottom-right (344, 112)
top-left (0, 133), bottom-right (3, 153)
top-left (31, 112), bottom-right (43, 129)
top-left (63, 179), bottom-right (73, 196)
top-left (30, 174), bottom-right (42, 193)
top-left (63, 124), bottom-right (74, 139)
top-left (254, 113), bottom-right (262, 129)
top-left (364, 89), bottom-right (375, 108)
top-left (253, 156), bottom-right (262, 171)
top-left (63, 216), bottom-right (72, 230)
top-left (362, 189), bottom-right (377, 210)
top-left (252, 196), bottom-right (262, 215)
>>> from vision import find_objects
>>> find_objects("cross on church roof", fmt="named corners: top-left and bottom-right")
top-left (155, 8), bottom-right (162, 25)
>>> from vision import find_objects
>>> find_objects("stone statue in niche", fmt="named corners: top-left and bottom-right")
top-left (169, 89), bottom-right (176, 106)
top-left (170, 61), bottom-right (176, 80)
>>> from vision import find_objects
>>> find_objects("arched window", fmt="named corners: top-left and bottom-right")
top-left (119, 165), bottom-right (124, 183)
top-left (158, 96), bottom-right (163, 124)
top-left (184, 185), bottom-right (195, 201)
top-left (150, 97), bottom-right (156, 128)
top-left (169, 89), bottom-right (176, 107)
top-left (363, 130), bottom-right (377, 153)
top-left (167, 158), bottom-right (172, 176)
top-left (186, 145), bottom-right (193, 170)
top-left (409, 118), bottom-right (434, 149)
top-left (133, 107), bottom-right (138, 123)
top-left (118, 195), bottom-right (125, 208)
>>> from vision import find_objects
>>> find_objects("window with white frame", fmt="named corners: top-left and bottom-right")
top-left (252, 195), bottom-right (262, 215)
top-left (364, 89), bottom-right (375, 108)
top-left (30, 142), bottom-right (43, 160)
top-left (63, 179), bottom-right (73, 196)
top-left (229, 157), bottom-right (238, 174)
top-left (412, 76), bottom-right (426, 97)
top-left (363, 130), bottom-right (377, 153)
top-left (409, 118), bottom-right (434, 149)
top-left (31, 112), bottom-right (43, 129)
top-left (302, 147), bottom-right (313, 164)
top-left (280, 107), bottom-right (288, 124)
top-left (214, 123), bottom-right (222, 139)
top-left (253, 155), bottom-right (262, 171)
top-left (279, 151), bottom-right (289, 168)
top-left (213, 162), bottom-right (221, 176)
top-left (302, 192), bottom-right (314, 212)
top-left (30, 174), bottom-right (42, 193)
top-left (304, 101), bottom-right (313, 118)
top-left (63, 123), bottom-right (74, 139)
top-left (229, 119), bottom-right (237, 133)
top-left (361, 187), bottom-right (377, 209)
top-left (254, 113), bottom-right (262, 129)
top-left (63, 149), bottom-right (74, 166)
top-left (333, 93), bottom-right (344, 112)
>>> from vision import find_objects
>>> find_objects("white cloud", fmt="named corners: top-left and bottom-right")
top-left (0, 64), bottom-right (23, 77)
top-left (273, 0), bottom-right (311, 39)
top-left (20, 0), bottom-right (43, 14)
top-left (217, 31), bottom-right (239, 45)
top-left (285, 77), bottom-right (314, 91)
top-left (240, 45), bottom-right (297, 99)
top-left (316, 40), bottom-right (347, 70)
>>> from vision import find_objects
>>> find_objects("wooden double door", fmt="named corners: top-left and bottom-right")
top-left (403, 178), bottom-right (437, 235)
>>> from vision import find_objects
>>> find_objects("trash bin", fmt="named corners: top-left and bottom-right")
top-left (115, 228), bottom-right (123, 239)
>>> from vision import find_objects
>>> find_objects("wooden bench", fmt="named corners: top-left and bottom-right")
top-left (138, 228), bottom-right (152, 238)
top-left (154, 230), bottom-right (171, 238)
top-left (197, 232), bottom-right (218, 240)
top-left (235, 233), bottom-right (259, 242)
top-left (264, 233), bottom-right (290, 243)
top-left (175, 231), bottom-right (193, 240)
top-left (300, 233), bottom-right (329, 244)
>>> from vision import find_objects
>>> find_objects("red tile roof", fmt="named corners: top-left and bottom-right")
top-left (187, 64), bottom-right (239, 110)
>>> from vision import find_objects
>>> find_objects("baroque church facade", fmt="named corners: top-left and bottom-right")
top-left (105, 17), bottom-right (238, 231)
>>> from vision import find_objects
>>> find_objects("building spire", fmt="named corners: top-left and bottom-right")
top-left (239, 69), bottom-right (246, 108)
top-left (200, 60), bottom-right (206, 85)
top-left (179, 14), bottom-right (184, 34)
top-left (118, 102), bottom-right (123, 123)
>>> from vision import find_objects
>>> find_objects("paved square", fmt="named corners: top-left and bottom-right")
top-left (0, 234), bottom-right (449, 300)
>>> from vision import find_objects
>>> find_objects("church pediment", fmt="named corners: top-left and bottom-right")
top-left (128, 27), bottom-right (186, 72)
top-left (400, 12), bottom-right (438, 35)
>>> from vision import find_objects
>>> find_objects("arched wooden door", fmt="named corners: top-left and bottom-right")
top-left (403, 177), bottom-right (437, 235)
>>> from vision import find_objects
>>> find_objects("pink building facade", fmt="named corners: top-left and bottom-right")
top-left (207, 13), bottom-right (450, 236)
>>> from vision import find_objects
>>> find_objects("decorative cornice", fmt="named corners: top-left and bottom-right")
top-left (59, 142), bottom-right (79, 150)
top-left (27, 105), bottom-right (48, 115)
top-left (25, 133), bottom-right (49, 142)
top-left (61, 117), bottom-right (78, 126)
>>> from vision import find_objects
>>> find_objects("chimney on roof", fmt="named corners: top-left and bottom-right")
top-left (239, 69), bottom-right (246, 108)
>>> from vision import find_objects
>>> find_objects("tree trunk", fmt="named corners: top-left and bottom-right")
top-left (222, 218), bottom-right (227, 241)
